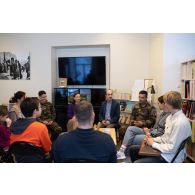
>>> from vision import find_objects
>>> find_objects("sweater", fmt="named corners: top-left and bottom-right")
top-left (11, 119), bottom-right (51, 153)
top-left (0, 124), bottom-right (11, 149)
top-left (52, 128), bottom-right (117, 163)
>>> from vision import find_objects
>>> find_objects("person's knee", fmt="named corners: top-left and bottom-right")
top-left (49, 122), bottom-right (62, 133)
top-left (126, 126), bottom-right (134, 132)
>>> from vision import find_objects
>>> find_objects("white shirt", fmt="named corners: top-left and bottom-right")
top-left (152, 110), bottom-right (191, 163)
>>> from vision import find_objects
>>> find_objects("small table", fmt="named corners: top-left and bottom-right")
top-left (99, 128), bottom-right (117, 145)
top-left (139, 141), bottom-right (161, 157)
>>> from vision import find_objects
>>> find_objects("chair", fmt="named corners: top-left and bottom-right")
top-left (0, 147), bottom-right (6, 162)
top-left (0, 147), bottom-right (13, 163)
top-left (63, 158), bottom-right (103, 163)
top-left (171, 136), bottom-right (191, 163)
top-left (9, 141), bottom-right (46, 163)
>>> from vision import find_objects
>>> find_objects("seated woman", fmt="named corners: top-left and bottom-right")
top-left (8, 91), bottom-right (26, 123)
top-left (0, 105), bottom-right (12, 151)
top-left (117, 95), bottom-right (170, 160)
top-left (66, 92), bottom-right (81, 131)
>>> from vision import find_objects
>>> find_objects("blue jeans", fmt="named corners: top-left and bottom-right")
top-left (123, 126), bottom-right (145, 146)
top-left (133, 134), bottom-right (145, 145)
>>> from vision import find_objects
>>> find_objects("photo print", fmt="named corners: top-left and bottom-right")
top-left (0, 52), bottom-right (30, 80)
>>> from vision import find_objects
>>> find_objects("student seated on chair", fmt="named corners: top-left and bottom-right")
top-left (66, 92), bottom-right (81, 132)
top-left (99, 89), bottom-right (120, 128)
top-left (117, 95), bottom-right (169, 160)
top-left (52, 101), bottom-right (117, 163)
top-left (38, 90), bottom-right (62, 141)
top-left (10, 97), bottom-right (51, 154)
top-left (8, 91), bottom-right (26, 123)
top-left (0, 105), bottom-right (12, 151)
top-left (129, 91), bottom-right (192, 163)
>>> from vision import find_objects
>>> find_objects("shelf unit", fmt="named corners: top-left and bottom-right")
top-left (181, 59), bottom-right (195, 162)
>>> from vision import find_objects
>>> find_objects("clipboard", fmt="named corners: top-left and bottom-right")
top-left (139, 141), bottom-right (161, 157)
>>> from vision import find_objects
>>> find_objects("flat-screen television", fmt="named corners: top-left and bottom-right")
top-left (54, 88), bottom-right (68, 105)
top-left (58, 56), bottom-right (106, 85)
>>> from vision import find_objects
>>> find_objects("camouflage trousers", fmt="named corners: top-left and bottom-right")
top-left (47, 122), bottom-right (62, 142)
top-left (48, 122), bottom-right (62, 134)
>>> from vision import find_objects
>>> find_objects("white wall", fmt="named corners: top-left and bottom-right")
top-left (0, 33), bottom-right (150, 104)
top-left (149, 34), bottom-right (164, 97)
top-left (149, 33), bottom-right (195, 99)
top-left (163, 33), bottom-right (195, 93)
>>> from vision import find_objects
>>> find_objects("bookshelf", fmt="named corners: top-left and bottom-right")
top-left (181, 59), bottom-right (195, 162)
top-left (181, 59), bottom-right (195, 99)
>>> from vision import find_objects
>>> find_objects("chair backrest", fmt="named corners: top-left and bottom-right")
top-left (9, 141), bottom-right (45, 163)
top-left (171, 136), bottom-right (191, 163)
top-left (0, 147), bottom-right (5, 162)
top-left (0, 147), bottom-right (12, 163)
top-left (63, 158), bottom-right (103, 163)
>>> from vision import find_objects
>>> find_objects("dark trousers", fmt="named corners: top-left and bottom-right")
top-left (129, 145), bottom-right (167, 163)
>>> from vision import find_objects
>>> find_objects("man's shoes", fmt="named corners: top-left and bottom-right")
top-left (117, 149), bottom-right (126, 160)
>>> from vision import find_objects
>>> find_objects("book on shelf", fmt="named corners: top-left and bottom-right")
top-left (182, 80), bottom-right (195, 100)
top-left (187, 62), bottom-right (192, 79)
top-left (181, 81), bottom-right (185, 98)
top-left (186, 142), bottom-right (193, 156)
top-left (192, 62), bottom-right (195, 79)
top-left (181, 64), bottom-right (187, 79)
top-left (185, 80), bottom-right (190, 99)
top-left (191, 121), bottom-right (195, 143)
top-left (181, 61), bottom-right (195, 80)
top-left (185, 101), bottom-right (195, 120)
top-left (113, 92), bottom-right (131, 101)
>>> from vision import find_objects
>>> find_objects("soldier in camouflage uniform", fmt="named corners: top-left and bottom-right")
top-left (117, 90), bottom-right (157, 160)
top-left (38, 91), bottom-right (62, 142)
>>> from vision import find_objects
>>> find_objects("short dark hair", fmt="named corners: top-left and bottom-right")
top-left (10, 91), bottom-right (26, 103)
top-left (74, 101), bottom-right (93, 125)
top-left (163, 91), bottom-right (182, 109)
top-left (139, 90), bottom-right (148, 98)
top-left (20, 97), bottom-right (39, 117)
top-left (0, 105), bottom-right (8, 116)
top-left (38, 90), bottom-right (46, 97)
top-left (158, 95), bottom-right (165, 104)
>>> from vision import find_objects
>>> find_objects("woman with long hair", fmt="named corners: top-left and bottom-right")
top-left (8, 91), bottom-right (26, 123)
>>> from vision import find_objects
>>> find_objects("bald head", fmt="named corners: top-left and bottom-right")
top-left (105, 89), bottom-right (113, 101)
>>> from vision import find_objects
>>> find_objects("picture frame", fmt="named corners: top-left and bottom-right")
top-left (144, 79), bottom-right (154, 90)
top-left (0, 52), bottom-right (30, 80)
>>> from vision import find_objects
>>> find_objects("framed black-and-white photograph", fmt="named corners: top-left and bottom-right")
top-left (0, 52), bottom-right (30, 80)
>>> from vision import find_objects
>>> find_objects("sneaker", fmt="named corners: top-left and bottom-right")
top-left (117, 150), bottom-right (126, 160)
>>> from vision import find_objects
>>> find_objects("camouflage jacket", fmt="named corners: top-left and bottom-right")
top-left (38, 101), bottom-right (56, 122)
top-left (131, 102), bottom-right (157, 128)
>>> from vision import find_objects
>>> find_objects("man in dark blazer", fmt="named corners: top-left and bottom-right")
top-left (99, 89), bottom-right (120, 128)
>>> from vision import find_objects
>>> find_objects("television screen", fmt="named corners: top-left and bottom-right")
top-left (80, 89), bottom-right (91, 102)
top-left (91, 88), bottom-right (105, 106)
top-left (58, 56), bottom-right (106, 85)
top-left (67, 88), bottom-right (79, 103)
top-left (54, 88), bottom-right (68, 105)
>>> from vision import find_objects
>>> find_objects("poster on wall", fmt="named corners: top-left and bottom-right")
top-left (0, 52), bottom-right (30, 80)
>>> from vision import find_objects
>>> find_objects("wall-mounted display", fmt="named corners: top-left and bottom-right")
top-left (58, 56), bottom-right (106, 85)
top-left (0, 52), bottom-right (30, 80)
